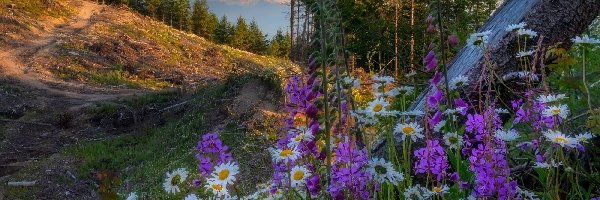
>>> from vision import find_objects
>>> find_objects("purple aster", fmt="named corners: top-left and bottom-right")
top-left (414, 139), bottom-right (450, 181)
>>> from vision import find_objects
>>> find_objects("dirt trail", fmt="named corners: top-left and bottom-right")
top-left (0, 0), bottom-right (140, 103)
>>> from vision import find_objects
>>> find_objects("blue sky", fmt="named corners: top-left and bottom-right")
top-left (200, 0), bottom-right (290, 38)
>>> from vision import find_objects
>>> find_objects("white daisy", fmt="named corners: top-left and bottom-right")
top-left (494, 129), bottom-right (520, 142)
top-left (373, 75), bottom-right (394, 84)
top-left (366, 158), bottom-right (404, 185)
top-left (163, 168), bottom-right (189, 194)
top-left (542, 104), bottom-right (569, 119)
top-left (204, 180), bottom-right (229, 197)
top-left (266, 188), bottom-right (284, 200)
top-left (366, 98), bottom-right (389, 117)
top-left (269, 147), bottom-right (301, 163)
top-left (209, 162), bottom-right (239, 186)
top-left (444, 107), bottom-right (466, 116)
top-left (449, 75), bottom-right (469, 90)
top-left (404, 184), bottom-right (434, 200)
top-left (495, 108), bottom-right (510, 114)
top-left (467, 30), bottom-right (492, 47)
top-left (433, 120), bottom-right (446, 132)
top-left (533, 162), bottom-right (549, 169)
top-left (287, 126), bottom-right (315, 148)
top-left (372, 82), bottom-right (383, 92)
top-left (184, 194), bottom-right (199, 200)
top-left (290, 165), bottom-right (311, 188)
top-left (543, 130), bottom-right (577, 148)
top-left (398, 86), bottom-right (415, 95)
top-left (431, 185), bottom-right (450, 195)
top-left (506, 22), bottom-right (527, 31)
top-left (385, 88), bottom-right (400, 97)
top-left (515, 186), bottom-right (540, 200)
top-left (126, 192), bottom-right (137, 200)
top-left (534, 160), bottom-right (562, 169)
top-left (443, 132), bottom-right (463, 150)
top-left (399, 110), bottom-right (425, 117)
top-left (517, 29), bottom-right (538, 38)
top-left (502, 71), bottom-right (539, 82)
top-left (405, 70), bottom-right (417, 77)
top-left (516, 50), bottom-right (535, 58)
top-left (394, 122), bottom-right (424, 142)
top-left (536, 94), bottom-right (566, 104)
top-left (575, 132), bottom-right (594, 144)
top-left (572, 35), bottom-right (600, 44)
top-left (343, 76), bottom-right (361, 89)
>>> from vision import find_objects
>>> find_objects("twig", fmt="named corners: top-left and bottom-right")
top-left (7, 181), bottom-right (37, 187)
top-left (0, 119), bottom-right (52, 126)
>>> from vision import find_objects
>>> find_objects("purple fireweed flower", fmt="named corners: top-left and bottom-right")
top-left (414, 139), bottom-right (450, 181)
top-left (424, 50), bottom-right (435, 64)
top-left (450, 172), bottom-right (460, 182)
top-left (466, 114), bottom-right (486, 135)
top-left (328, 139), bottom-right (371, 199)
top-left (430, 71), bottom-right (442, 86)
top-left (307, 175), bottom-right (321, 196)
top-left (427, 24), bottom-right (437, 33)
top-left (426, 15), bottom-right (434, 23)
top-left (426, 57), bottom-right (438, 71)
top-left (428, 89), bottom-right (444, 108)
top-left (429, 111), bottom-right (443, 130)
top-left (448, 35), bottom-right (459, 47)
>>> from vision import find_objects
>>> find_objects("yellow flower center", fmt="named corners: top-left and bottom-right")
top-left (551, 108), bottom-right (561, 114)
top-left (373, 104), bottom-right (383, 112)
top-left (295, 134), bottom-right (304, 142)
top-left (171, 174), bottom-right (181, 185)
top-left (293, 170), bottom-right (305, 181)
top-left (448, 136), bottom-right (458, 144)
top-left (218, 169), bottom-right (230, 180)
top-left (555, 137), bottom-right (568, 144)
top-left (212, 184), bottom-right (222, 191)
top-left (280, 149), bottom-right (293, 157)
top-left (433, 186), bottom-right (443, 193)
top-left (403, 126), bottom-right (415, 135)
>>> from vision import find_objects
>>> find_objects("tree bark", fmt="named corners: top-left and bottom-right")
top-left (372, 0), bottom-right (600, 158)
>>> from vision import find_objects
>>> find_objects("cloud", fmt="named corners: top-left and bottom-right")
top-left (213, 0), bottom-right (289, 5)
top-left (264, 0), bottom-right (289, 4)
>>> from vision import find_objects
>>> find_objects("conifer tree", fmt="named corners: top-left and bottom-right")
top-left (215, 15), bottom-right (234, 44)
top-left (248, 20), bottom-right (268, 54)
top-left (232, 16), bottom-right (250, 50)
top-left (191, 0), bottom-right (218, 41)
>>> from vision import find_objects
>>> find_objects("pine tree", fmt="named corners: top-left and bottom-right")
top-left (248, 20), bottom-right (268, 54)
top-left (215, 15), bottom-right (234, 44)
top-left (269, 30), bottom-right (291, 57)
top-left (191, 0), bottom-right (218, 40)
top-left (146, 0), bottom-right (161, 18)
top-left (232, 16), bottom-right (250, 51)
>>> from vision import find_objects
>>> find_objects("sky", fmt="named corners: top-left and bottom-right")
top-left (201, 0), bottom-right (290, 38)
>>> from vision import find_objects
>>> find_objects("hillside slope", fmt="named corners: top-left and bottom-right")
top-left (0, 0), bottom-right (296, 199)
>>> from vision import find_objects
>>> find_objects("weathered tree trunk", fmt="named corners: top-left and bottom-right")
top-left (372, 0), bottom-right (599, 158)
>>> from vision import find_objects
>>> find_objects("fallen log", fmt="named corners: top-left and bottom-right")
top-left (372, 0), bottom-right (600, 158)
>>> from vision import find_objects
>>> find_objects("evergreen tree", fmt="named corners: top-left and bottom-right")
top-left (231, 16), bottom-right (250, 51)
top-left (248, 20), bottom-right (268, 54)
top-left (191, 0), bottom-right (218, 40)
top-left (146, 0), bottom-right (161, 18)
top-left (269, 29), bottom-right (291, 57)
top-left (215, 15), bottom-right (234, 44)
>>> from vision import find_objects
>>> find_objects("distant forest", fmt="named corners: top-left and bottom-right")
top-left (93, 0), bottom-right (292, 58)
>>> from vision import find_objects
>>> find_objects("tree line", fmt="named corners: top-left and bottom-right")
top-left (290, 0), bottom-right (499, 73)
top-left (93, 0), bottom-right (292, 58)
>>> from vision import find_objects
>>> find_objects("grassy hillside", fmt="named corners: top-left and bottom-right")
top-left (0, 0), bottom-right (297, 199)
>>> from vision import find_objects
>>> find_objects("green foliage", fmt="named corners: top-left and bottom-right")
top-left (269, 29), bottom-right (292, 58)
top-left (67, 75), bottom-right (277, 198)
top-left (232, 16), bottom-right (251, 51)
top-left (191, 0), bottom-right (218, 40)
top-left (248, 20), bottom-right (269, 55)
top-left (215, 15), bottom-right (235, 44)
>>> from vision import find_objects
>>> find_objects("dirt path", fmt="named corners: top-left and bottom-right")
top-left (0, 0), bottom-right (140, 103)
